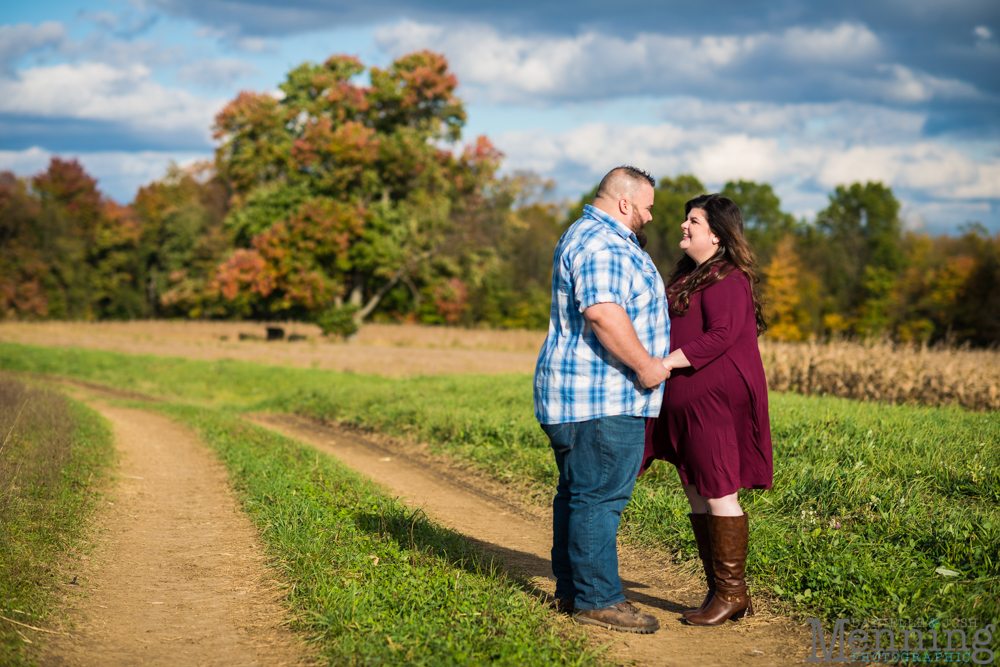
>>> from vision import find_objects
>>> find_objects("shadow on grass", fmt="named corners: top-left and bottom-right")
top-left (356, 502), bottom-right (687, 615)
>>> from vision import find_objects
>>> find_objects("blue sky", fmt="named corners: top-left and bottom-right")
top-left (1, 0), bottom-right (998, 232)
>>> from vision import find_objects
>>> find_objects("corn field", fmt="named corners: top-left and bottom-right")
top-left (759, 339), bottom-right (1000, 411)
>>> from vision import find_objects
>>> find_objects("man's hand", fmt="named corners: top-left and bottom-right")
top-left (638, 357), bottom-right (669, 389)
top-left (583, 302), bottom-right (668, 389)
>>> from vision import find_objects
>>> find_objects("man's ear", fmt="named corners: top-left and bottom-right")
top-left (619, 197), bottom-right (630, 215)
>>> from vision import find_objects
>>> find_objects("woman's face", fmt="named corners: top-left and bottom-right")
top-left (680, 207), bottom-right (719, 265)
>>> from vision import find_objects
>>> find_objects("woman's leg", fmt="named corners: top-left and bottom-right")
top-left (682, 484), bottom-right (752, 625)
top-left (682, 485), bottom-right (743, 517)
top-left (706, 492), bottom-right (743, 517)
top-left (680, 483), bottom-right (713, 618)
top-left (682, 484), bottom-right (709, 514)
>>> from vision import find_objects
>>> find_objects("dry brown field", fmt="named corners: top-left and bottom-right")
top-left (760, 339), bottom-right (1000, 411)
top-left (1, 320), bottom-right (997, 410)
top-left (0, 320), bottom-right (544, 376)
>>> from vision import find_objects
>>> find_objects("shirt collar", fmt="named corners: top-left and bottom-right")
top-left (582, 204), bottom-right (639, 245)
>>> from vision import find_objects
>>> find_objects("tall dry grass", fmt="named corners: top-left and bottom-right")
top-left (760, 339), bottom-right (1000, 411)
top-left (0, 376), bottom-right (76, 546)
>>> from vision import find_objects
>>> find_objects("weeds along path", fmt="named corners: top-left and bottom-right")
top-left (248, 413), bottom-right (813, 667)
top-left (42, 397), bottom-right (308, 667)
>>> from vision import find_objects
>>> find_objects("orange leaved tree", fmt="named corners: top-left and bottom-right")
top-left (208, 51), bottom-right (503, 334)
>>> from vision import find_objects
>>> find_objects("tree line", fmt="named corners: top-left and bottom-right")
top-left (1, 51), bottom-right (997, 344)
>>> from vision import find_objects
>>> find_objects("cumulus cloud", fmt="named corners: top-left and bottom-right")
top-left (0, 62), bottom-right (224, 144)
top-left (373, 20), bottom-right (979, 107)
top-left (176, 58), bottom-right (259, 86)
top-left (491, 103), bottom-right (1000, 230)
top-left (0, 22), bottom-right (66, 71)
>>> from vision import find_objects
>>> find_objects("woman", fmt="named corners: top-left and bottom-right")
top-left (642, 193), bottom-right (772, 626)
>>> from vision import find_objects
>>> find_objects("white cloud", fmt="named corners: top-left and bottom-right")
top-left (974, 25), bottom-right (992, 41)
top-left (661, 98), bottom-right (926, 143)
top-left (0, 146), bottom-right (52, 175)
top-left (780, 23), bottom-right (881, 63)
top-left (871, 64), bottom-right (979, 104)
top-left (176, 58), bottom-right (259, 86)
top-left (373, 19), bottom-right (976, 106)
top-left (0, 22), bottom-right (66, 68)
top-left (492, 108), bottom-right (1000, 231)
top-left (234, 36), bottom-right (277, 53)
top-left (0, 62), bottom-right (223, 140)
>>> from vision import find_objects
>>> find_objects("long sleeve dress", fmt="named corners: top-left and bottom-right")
top-left (642, 267), bottom-right (773, 498)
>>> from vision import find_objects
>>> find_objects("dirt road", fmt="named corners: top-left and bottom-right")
top-left (41, 398), bottom-right (308, 667)
top-left (248, 412), bottom-right (813, 667)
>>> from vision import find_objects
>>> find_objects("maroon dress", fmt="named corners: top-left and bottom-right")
top-left (642, 268), bottom-right (773, 498)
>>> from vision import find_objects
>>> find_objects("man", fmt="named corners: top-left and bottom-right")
top-left (534, 165), bottom-right (670, 634)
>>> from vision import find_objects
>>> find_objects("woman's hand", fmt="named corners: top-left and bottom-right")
top-left (661, 348), bottom-right (692, 378)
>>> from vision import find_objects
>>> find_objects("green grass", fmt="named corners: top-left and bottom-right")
top-left (0, 374), bottom-right (115, 666)
top-left (140, 402), bottom-right (598, 666)
top-left (1, 342), bottom-right (998, 634)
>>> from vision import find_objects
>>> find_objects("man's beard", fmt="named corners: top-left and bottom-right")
top-left (631, 209), bottom-right (648, 249)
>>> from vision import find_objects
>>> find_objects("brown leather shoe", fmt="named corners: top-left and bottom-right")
top-left (574, 601), bottom-right (660, 634)
top-left (682, 513), bottom-right (716, 620)
top-left (686, 513), bottom-right (754, 626)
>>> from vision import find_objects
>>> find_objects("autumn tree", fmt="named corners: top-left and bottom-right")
top-left (0, 158), bottom-right (144, 320)
top-left (208, 51), bottom-right (500, 331)
top-left (0, 172), bottom-right (46, 318)
top-left (893, 225), bottom-right (1000, 345)
top-left (762, 235), bottom-right (812, 341)
top-left (131, 162), bottom-right (231, 318)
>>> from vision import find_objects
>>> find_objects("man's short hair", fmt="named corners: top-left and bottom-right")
top-left (595, 166), bottom-right (656, 202)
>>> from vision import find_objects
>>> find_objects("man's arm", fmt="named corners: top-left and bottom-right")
top-left (584, 302), bottom-right (669, 389)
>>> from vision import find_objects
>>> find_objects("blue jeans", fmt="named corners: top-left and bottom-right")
top-left (541, 416), bottom-right (645, 610)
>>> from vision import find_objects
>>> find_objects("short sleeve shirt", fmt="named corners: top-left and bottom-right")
top-left (533, 205), bottom-right (670, 424)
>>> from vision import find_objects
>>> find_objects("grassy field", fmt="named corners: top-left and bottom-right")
top-left (5, 320), bottom-right (1000, 409)
top-left (0, 374), bottom-right (115, 666)
top-left (1, 341), bottom-right (997, 637)
top-left (145, 402), bottom-right (598, 666)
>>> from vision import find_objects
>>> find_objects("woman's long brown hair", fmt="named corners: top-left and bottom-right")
top-left (666, 194), bottom-right (768, 336)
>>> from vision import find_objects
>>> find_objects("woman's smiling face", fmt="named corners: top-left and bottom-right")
top-left (680, 207), bottom-right (720, 265)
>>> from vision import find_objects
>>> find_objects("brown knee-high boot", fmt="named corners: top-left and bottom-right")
top-left (682, 513), bottom-right (715, 619)
top-left (686, 513), bottom-right (754, 626)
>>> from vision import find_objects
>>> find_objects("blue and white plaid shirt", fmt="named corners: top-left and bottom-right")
top-left (533, 205), bottom-right (670, 425)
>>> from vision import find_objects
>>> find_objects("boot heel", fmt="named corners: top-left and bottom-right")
top-left (730, 596), bottom-right (754, 620)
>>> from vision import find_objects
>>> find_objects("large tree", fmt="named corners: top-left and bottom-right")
top-left (806, 181), bottom-right (904, 336)
top-left (131, 162), bottom-right (231, 318)
top-left (720, 179), bottom-right (798, 268)
top-left (208, 51), bottom-right (501, 330)
top-left (1, 158), bottom-right (144, 320)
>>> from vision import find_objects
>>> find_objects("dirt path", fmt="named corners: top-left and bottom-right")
top-left (41, 399), bottom-right (308, 667)
top-left (248, 413), bottom-right (813, 667)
